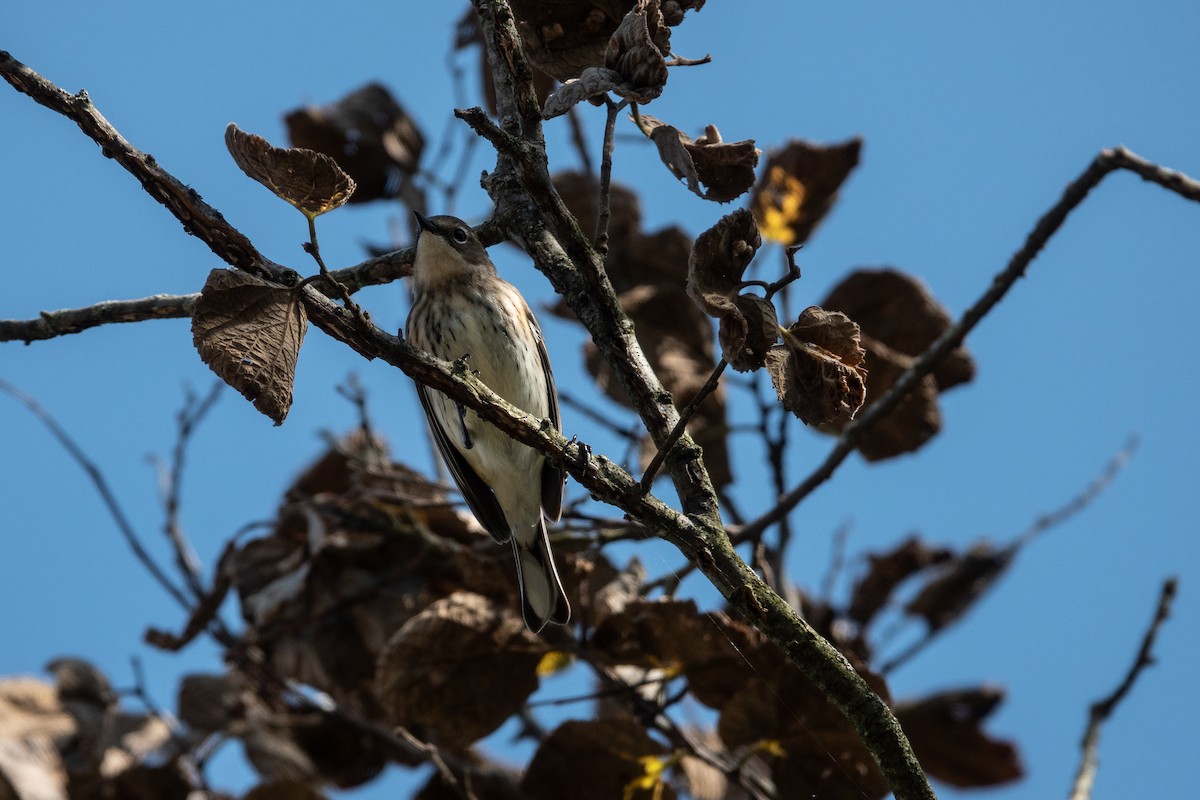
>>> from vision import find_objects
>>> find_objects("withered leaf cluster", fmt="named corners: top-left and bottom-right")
top-left (225, 123), bottom-right (356, 218)
top-left (515, 0), bottom-right (703, 84)
top-left (542, 0), bottom-right (669, 116)
top-left (192, 269), bottom-right (308, 425)
top-left (819, 268), bottom-right (976, 460)
top-left (553, 171), bottom-right (732, 485)
top-left (285, 83), bottom-right (426, 207)
top-left (685, 208), bottom-right (775, 371)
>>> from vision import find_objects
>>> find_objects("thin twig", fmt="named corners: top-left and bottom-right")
top-left (819, 521), bottom-right (852, 602)
top-left (0, 294), bottom-right (197, 343)
top-left (154, 382), bottom-right (223, 599)
top-left (640, 359), bottom-right (728, 490)
top-left (881, 437), bottom-right (1139, 674)
top-left (735, 147), bottom-right (1200, 543)
top-left (0, 379), bottom-right (192, 610)
top-left (1068, 577), bottom-right (1177, 800)
top-left (594, 96), bottom-right (628, 255)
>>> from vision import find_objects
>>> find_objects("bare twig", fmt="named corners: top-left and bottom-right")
top-left (153, 382), bottom-right (223, 599)
top-left (1015, 435), bottom-right (1138, 548)
top-left (640, 359), bottom-right (728, 490)
top-left (881, 437), bottom-right (1139, 674)
top-left (0, 379), bottom-right (192, 610)
top-left (594, 96), bottom-right (628, 255)
top-left (0, 293), bottom-right (197, 343)
top-left (1068, 577), bottom-right (1178, 800)
top-left (735, 147), bottom-right (1200, 543)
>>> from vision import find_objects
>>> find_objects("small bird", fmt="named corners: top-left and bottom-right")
top-left (406, 212), bottom-right (570, 631)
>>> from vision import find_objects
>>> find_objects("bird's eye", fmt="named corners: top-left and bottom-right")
top-left (452, 227), bottom-right (469, 245)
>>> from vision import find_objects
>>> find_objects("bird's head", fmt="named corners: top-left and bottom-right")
top-left (412, 212), bottom-right (495, 289)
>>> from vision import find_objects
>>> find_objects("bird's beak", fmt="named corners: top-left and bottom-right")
top-left (413, 210), bottom-right (434, 234)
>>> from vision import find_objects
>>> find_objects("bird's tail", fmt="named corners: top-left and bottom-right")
top-left (511, 517), bottom-right (570, 632)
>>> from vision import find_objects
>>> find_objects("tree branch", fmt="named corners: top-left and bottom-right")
top-left (735, 146), bottom-right (1200, 542)
top-left (4, 37), bottom-right (936, 800)
top-left (1067, 577), bottom-right (1178, 800)
top-left (0, 293), bottom-right (198, 343)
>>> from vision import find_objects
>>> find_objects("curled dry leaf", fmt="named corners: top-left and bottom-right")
top-left (896, 686), bottom-right (1023, 788)
top-left (847, 536), bottom-right (954, 628)
top-left (604, 0), bottom-right (669, 99)
top-left (687, 208), bottom-right (762, 317)
top-left (822, 336), bottom-right (941, 460)
top-left (225, 123), bottom-right (356, 217)
top-left (751, 137), bottom-right (862, 246)
top-left (687, 209), bottom-right (776, 370)
top-left (521, 719), bottom-right (675, 800)
top-left (765, 307), bottom-right (868, 425)
top-left (374, 592), bottom-right (547, 751)
top-left (192, 269), bottom-right (308, 425)
top-left (285, 83), bottom-right (424, 206)
top-left (640, 115), bottom-right (760, 202)
top-left (514, 0), bottom-right (703, 83)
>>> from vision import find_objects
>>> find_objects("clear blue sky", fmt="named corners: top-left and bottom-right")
top-left (3, 2), bottom-right (1199, 799)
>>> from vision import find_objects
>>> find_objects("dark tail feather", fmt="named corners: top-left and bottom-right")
top-left (511, 518), bottom-right (570, 632)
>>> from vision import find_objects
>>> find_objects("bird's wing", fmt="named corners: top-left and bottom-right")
top-left (529, 309), bottom-right (566, 522)
top-left (415, 384), bottom-right (512, 544)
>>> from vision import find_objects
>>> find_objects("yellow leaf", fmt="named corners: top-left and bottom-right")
top-left (536, 650), bottom-right (575, 676)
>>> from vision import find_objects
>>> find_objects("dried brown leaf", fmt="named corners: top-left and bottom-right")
top-left (766, 307), bottom-right (867, 425)
top-left (896, 687), bottom-right (1023, 788)
top-left (718, 654), bottom-right (890, 800)
top-left (847, 536), bottom-right (954, 627)
top-left (375, 593), bottom-right (546, 751)
top-left (641, 116), bottom-right (759, 201)
top-left (905, 542), bottom-right (1013, 632)
top-left (822, 268), bottom-right (975, 390)
top-left (285, 83), bottom-right (424, 205)
top-left (522, 719), bottom-right (674, 800)
top-left (225, 123), bottom-right (356, 217)
top-left (553, 170), bottom-right (643, 249)
top-left (751, 137), bottom-right (862, 246)
top-left (192, 269), bottom-right (308, 425)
